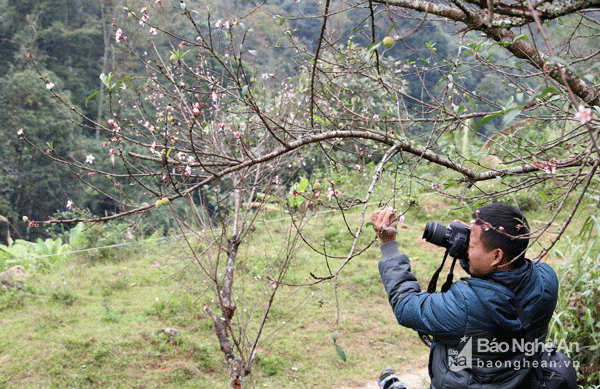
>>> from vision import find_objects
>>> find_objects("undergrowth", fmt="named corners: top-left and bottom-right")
top-left (550, 215), bottom-right (600, 386)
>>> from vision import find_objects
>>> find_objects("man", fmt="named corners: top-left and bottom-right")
top-left (372, 204), bottom-right (559, 388)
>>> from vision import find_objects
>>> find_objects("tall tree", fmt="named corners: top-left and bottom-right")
top-left (0, 69), bottom-right (84, 241)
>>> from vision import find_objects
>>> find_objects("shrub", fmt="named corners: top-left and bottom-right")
top-left (550, 216), bottom-right (600, 386)
top-left (0, 237), bottom-right (69, 272)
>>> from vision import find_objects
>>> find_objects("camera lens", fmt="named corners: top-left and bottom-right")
top-left (422, 222), bottom-right (450, 248)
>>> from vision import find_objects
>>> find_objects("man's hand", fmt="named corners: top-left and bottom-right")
top-left (371, 207), bottom-right (398, 243)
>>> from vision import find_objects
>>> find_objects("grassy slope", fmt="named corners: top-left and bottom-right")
top-left (0, 198), bottom-right (581, 388)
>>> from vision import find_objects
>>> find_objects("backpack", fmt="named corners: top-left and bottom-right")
top-left (532, 346), bottom-right (578, 389)
top-left (515, 304), bottom-right (578, 389)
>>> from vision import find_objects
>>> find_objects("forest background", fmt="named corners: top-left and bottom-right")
top-left (0, 0), bottom-right (599, 387)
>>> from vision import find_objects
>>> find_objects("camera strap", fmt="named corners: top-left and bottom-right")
top-left (426, 250), bottom-right (458, 293)
top-left (419, 249), bottom-right (459, 348)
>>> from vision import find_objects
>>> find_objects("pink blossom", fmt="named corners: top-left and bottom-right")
top-left (103, 141), bottom-right (109, 147)
top-left (575, 105), bottom-right (593, 125)
top-left (234, 132), bottom-right (241, 139)
top-left (187, 156), bottom-right (195, 163)
top-left (17, 128), bottom-right (23, 136)
top-left (115, 28), bottom-right (123, 42)
top-left (532, 158), bottom-right (557, 174)
top-left (326, 187), bottom-right (337, 201)
top-left (218, 123), bottom-right (225, 130)
top-left (109, 148), bottom-right (115, 156)
top-left (66, 200), bottom-right (74, 209)
top-left (115, 182), bottom-right (120, 188)
top-left (396, 213), bottom-right (405, 228)
top-left (86, 154), bottom-right (95, 164)
top-left (192, 103), bottom-right (201, 115)
top-left (216, 20), bottom-right (223, 27)
top-left (141, 6), bottom-right (147, 12)
top-left (26, 52), bottom-right (32, 58)
top-left (46, 82), bottom-right (54, 89)
top-left (150, 141), bottom-right (156, 153)
top-left (149, 27), bottom-right (157, 35)
top-left (125, 229), bottom-right (133, 240)
top-left (183, 166), bottom-right (192, 176)
top-left (139, 14), bottom-right (149, 26)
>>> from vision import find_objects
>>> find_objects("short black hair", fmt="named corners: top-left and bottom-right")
top-left (472, 204), bottom-right (530, 262)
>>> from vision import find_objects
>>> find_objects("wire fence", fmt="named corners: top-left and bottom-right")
top-left (6, 197), bottom-right (412, 263)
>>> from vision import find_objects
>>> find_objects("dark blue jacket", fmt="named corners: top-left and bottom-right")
top-left (378, 241), bottom-right (558, 388)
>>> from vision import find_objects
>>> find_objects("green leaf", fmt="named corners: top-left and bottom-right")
top-left (474, 112), bottom-right (503, 131)
top-left (116, 74), bottom-right (135, 84)
top-left (297, 177), bottom-right (309, 192)
top-left (335, 344), bottom-right (347, 362)
top-left (247, 50), bottom-right (257, 56)
top-left (241, 85), bottom-right (248, 97)
top-left (85, 90), bottom-right (102, 107)
top-left (313, 115), bottom-right (331, 126)
top-left (365, 42), bottom-right (381, 63)
top-left (365, 222), bottom-right (375, 228)
top-left (501, 109), bottom-right (522, 127)
top-left (512, 34), bottom-right (529, 43)
top-left (332, 330), bottom-right (338, 342)
top-left (383, 227), bottom-right (397, 233)
top-left (99, 72), bottom-right (113, 88)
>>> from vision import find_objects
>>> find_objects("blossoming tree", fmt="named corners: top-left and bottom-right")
top-left (12, 0), bottom-right (600, 386)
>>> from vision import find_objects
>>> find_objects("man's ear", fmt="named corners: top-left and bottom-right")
top-left (491, 248), bottom-right (505, 268)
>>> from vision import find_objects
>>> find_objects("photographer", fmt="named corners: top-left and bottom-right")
top-left (372, 204), bottom-right (559, 389)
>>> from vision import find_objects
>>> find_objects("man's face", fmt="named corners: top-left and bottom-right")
top-left (467, 223), bottom-right (498, 277)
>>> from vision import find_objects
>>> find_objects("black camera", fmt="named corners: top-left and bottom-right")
top-left (422, 221), bottom-right (470, 259)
